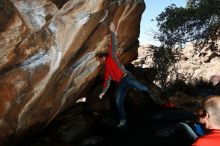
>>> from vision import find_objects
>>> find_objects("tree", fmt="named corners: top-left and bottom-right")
top-left (152, 45), bottom-right (177, 92)
top-left (155, 0), bottom-right (220, 50)
top-left (151, 0), bottom-right (220, 91)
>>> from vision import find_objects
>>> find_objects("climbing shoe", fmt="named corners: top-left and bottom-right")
top-left (117, 120), bottom-right (126, 128)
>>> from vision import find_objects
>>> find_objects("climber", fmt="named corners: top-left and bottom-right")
top-left (95, 22), bottom-right (163, 128)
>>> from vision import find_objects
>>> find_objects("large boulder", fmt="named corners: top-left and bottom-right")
top-left (0, 0), bottom-right (145, 144)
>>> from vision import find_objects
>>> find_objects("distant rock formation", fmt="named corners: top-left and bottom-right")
top-left (134, 43), bottom-right (220, 83)
top-left (0, 0), bottom-right (145, 144)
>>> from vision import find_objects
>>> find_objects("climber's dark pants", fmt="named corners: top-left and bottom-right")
top-left (115, 74), bottom-right (149, 121)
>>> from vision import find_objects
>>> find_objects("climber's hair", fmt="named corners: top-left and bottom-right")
top-left (95, 50), bottom-right (109, 58)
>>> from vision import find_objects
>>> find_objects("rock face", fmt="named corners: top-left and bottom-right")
top-left (134, 43), bottom-right (220, 83)
top-left (0, 0), bottom-right (145, 144)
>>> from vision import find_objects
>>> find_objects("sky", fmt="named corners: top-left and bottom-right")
top-left (139, 0), bottom-right (187, 46)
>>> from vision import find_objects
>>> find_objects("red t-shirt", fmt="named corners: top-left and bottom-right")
top-left (192, 129), bottom-right (220, 146)
top-left (102, 32), bottom-right (127, 92)
top-left (104, 51), bottom-right (124, 84)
